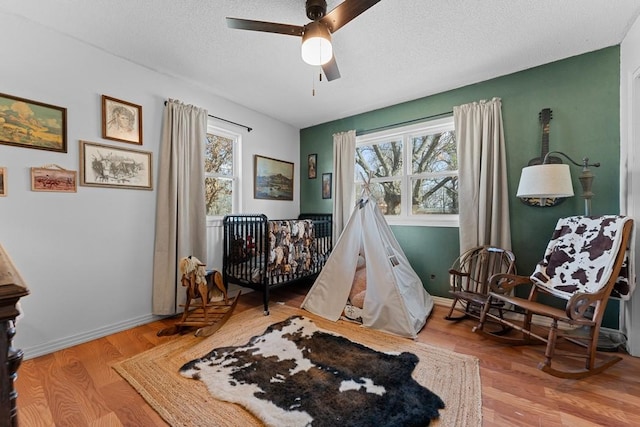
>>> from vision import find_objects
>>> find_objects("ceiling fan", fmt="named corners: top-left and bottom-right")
top-left (226, 0), bottom-right (382, 81)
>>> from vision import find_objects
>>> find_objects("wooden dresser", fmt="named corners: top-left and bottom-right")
top-left (0, 245), bottom-right (29, 427)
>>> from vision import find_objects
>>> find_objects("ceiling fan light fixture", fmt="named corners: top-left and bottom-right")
top-left (301, 21), bottom-right (332, 66)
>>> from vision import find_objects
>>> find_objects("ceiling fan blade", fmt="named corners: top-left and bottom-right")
top-left (322, 55), bottom-right (341, 81)
top-left (226, 17), bottom-right (303, 37)
top-left (320, 0), bottom-right (382, 33)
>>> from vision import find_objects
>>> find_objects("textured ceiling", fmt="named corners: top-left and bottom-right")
top-left (2, 0), bottom-right (640, 129)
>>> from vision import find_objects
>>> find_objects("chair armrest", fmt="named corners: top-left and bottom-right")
top-left (488, 273), bottom-right (532, 295)
top-left (449, 269), bottom-right (470, 278)
top-left (448, 269), bottom-right (470, 291)
top-left (566, 291), bottom-right (604, 321)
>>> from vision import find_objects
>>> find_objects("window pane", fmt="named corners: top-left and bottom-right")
top-left (205, 134), bottom-right (233, 176)
top-left (205, 177), bottom-right (232, 216)
top-left (411, 176), bottom-right (459, 214)
top-left (412, 131), bottom-right (457, 174)
top-left (356, 180), bottom-right (402, 215)
top-left (355, 140), bottom-right (403, 180)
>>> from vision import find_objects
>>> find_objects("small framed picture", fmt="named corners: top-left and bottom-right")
top-left (102, 95), bottom-right (143, 145)
top-left (31, 165), bottom-right (77, 193)
top-left (322, 173), bottom-right (332, 199)
top-left (80, 140), bottom-right (152, 190)
top-left (0, 167), bottom-right (6, 196)
top-left (308, 153), bottom-right (317, 179)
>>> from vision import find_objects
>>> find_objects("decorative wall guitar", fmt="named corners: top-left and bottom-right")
top-left (520, 108), bottom-right (566, 207)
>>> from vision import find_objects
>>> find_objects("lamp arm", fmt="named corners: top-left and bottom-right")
top-left (543, 151), bottom-right (600, 170)
top-left (543, 151), bottom-right (600, 216)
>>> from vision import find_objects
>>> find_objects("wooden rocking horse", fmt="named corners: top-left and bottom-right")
top-left (157, 256), bottom-right (239, 337)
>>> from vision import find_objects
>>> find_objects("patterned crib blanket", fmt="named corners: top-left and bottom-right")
top-left (266, 219), bottom-right (328, 278)
top-left (228, 219), bottom-right (330, 284)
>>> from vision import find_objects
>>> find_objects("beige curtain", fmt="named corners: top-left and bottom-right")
top-left (152, 100), bottom-right (208, 314)
top-left (332, 130), bottom-right (356, 243)
top-left (454, 97), bottom-right (511, 253)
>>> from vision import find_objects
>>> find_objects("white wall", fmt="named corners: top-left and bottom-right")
top-left (620, 14), bottom-right (640, 356)
top-left (0, 12), bottom-right (300, 358)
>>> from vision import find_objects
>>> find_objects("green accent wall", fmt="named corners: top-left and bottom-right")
top-left (300, 46), bottom-right (621, 327)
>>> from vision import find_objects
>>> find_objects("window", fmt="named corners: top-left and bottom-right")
top-left (205, 124), bottom-right (240, 217)
top-left (355, 117), bottom-right (458, 226)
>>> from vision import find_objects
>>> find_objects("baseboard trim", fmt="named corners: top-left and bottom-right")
top-left (19, 294), bottom-right (450, 359)
top-left (22, 313), bottom-right (163, 360)
top-left (432, 295), bottom-right (452, 307)
top-left (22, 294), bottom-right (623, 359)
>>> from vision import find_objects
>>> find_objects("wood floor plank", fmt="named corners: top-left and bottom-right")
top-left (98, 381), bottom-right (166, 426)
top-left (88, 412), bottom-right (123, 427)
top-left (52, 347), bottom-right (112, 423)
top-left (14, 283), bottom-right (640, 426)
top-left (17, 401), bottom-right (56, 427)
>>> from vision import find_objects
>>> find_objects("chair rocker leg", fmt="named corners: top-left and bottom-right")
top-left (537, 321), bottom-right (623, 379)
top-left (444, 298), bottom-right (471, 321)
top-left (485, 307), bottom-right (513, 336)
top-left (474, 299), bottom-right (537, 345)
top-left (487, 308), bottom-right (513, 335)
top-left (538, 355), bottom-right (623, 379)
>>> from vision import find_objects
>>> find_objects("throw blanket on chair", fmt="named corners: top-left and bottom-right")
top-left (531, 215), bottom-right (633, 299)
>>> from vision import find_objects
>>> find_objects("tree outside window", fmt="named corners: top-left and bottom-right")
top-left (205, 132), bottom-right (235, 216)
top-left (410, 131), bottom-right (458, 214)
top-left (355, 118), bottom-right (458, 223)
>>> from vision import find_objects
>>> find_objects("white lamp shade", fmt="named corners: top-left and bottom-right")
top-left (301, 22), bottom-right (332, 66)
top-left (516, 164), bottom-right (575, 198)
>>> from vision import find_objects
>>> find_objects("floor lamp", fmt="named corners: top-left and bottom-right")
top-left (516, 151), bottom-right (600, 215)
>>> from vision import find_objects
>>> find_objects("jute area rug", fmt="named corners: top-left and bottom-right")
top-left (113, 305), bottom-right (482, 426)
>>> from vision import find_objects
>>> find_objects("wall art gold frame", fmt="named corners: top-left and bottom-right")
top-left (0, 93), bottom-right (67, 153)
top-left (79, 140), bottom-right (152, 190)
top-left (31, 165), bottom-right (77, 193)
top-left (102, 95), bottom-right (143, 145)
top-left (254, 155), bottom-right (294, 200)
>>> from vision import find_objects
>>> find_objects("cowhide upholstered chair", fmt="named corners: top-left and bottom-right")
top-left (473, 215), bottom-right (634, 379)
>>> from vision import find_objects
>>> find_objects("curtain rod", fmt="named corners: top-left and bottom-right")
top-left (357, 111), bottom-right (453, 136)
top-left (164, 101), bottom-right (252, 132)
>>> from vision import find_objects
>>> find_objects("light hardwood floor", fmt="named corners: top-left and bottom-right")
top-left (15, 283), bottom-right (640, 426)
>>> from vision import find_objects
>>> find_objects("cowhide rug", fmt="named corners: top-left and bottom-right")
top-left (180, 315), bottom-right (445, 427)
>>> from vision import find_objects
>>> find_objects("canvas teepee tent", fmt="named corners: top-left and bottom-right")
top-left (301, 195), bottom-right (434, 338)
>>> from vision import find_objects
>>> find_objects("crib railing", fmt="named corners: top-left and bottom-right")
top-left (222, 213), bottom-right (332, 314)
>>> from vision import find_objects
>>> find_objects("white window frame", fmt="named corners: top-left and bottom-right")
top-left (205, 123), bottom-right (241, 225)
top-left (355, 116), bottom-right (459, 227)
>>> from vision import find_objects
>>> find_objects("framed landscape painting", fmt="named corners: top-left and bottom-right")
top-left (102, 95), bottom-right (143, 145)
top-left (0, 93), bottom-right (67, 153)
top-left (254, 155), bottom-right (294, 200)
top-left (79, 140), bottom-right (152, 190)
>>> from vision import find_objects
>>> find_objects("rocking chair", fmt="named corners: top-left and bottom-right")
top-left (474, 215), bottom-right (633, 379)
top-left (445, 245), bottom-right (516, 324)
